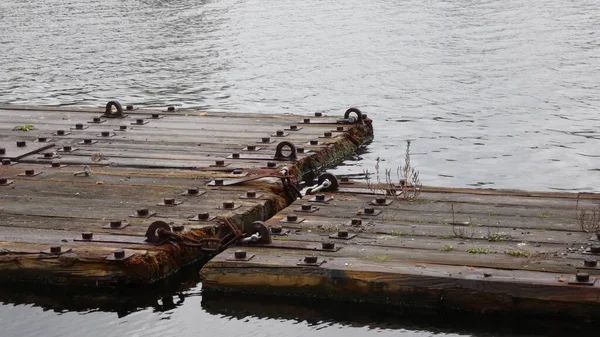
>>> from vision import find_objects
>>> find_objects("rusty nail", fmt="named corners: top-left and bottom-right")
top-left (126, 105), bottom-right (134, 110)
top-left (120, 125), bottom-right (127, 130)
top-left (137, 209), bottom-right (149, 216)
top-left (324, 132), bottom-right (332, 138)
top-left (84, 138), bottom-right (93, 144)
top-left (351, 218), bottom-right (362, 226)
top-left (315, 112), bottom-right (322, 117)
top-left (246, 190), bottom-right (257, 198)
top-left (301, 204), bottom-right (312, 211)
top-left (223, 201), bottom-right (235, 209)
top-left (271, 226), bottom-right (283, 234)
top-left (376, 197), bottom-right (387, 204)
top-left (215, 160), bottom-right (225, 166)
top-left (584, 259), bottom-right (597, 267)
top-left (234, 250), bottom-right (247, 259)
top-left (315, 194), bottom-right (325, 201)
top-left (38, 137), bottom-right (47, 142)
top-left (290, 125), bottom-right (298, 131)
top-left (198, 212), bottom-right (210, 220)
top-left (310, 139), bottom-right (319, 145)
top-left (167, 106), bottom-right (175, 111)
top-left (101, 131), bottom-right (110, 137)
top-left (338, 230), bottom-right (349, 238)
top-left (304, 118), bottom-right (311, 123)
top-left (110, 220), bottom-right (122, 228)
top-left (164, 198), bottom-right (175, 205)
top-left (152, 113), bottom-right (159, 119)
top-left (44, 152), bottom-right (53, 158)
top-left (57, 130), bottom-right (65, 136)
top-left (81, 232), bottom-right (93, 240)
top-left (214, 179), bottom-right (224, 186)
top-left (114, 249), bottom-right (125, 259)
top-left (93, 117), bottom-right (101, 122)
top-left (63, 146), bottom-right (72, 152)
top-left (136, 119), bottom-right (144, 125)
top-left (341, 176), bottom-right (349, 182)
top-left (297, 147), bottom-right (305, 154)
top-left (276, 130), bottom-right (284, 136)
top-left (16, 141), bottom-right (26, 147)
top-left (261, 137), bottom-right (270, 143)
top-left (232, 153), bottom-right (240, 158)
top-left (576, 272), bottom-right (590, 282)
top-left (267, 161), bottom-right (277, 168)
top-left (247, 145), bottom-right (256, 151)
top-left (25, 169), bottom-right (35, 176)
top-left (0, 178), bottom-right (7, 184)
top-left (50, 246), bottom-right (61, 253)
top-left (75, 123), bottom-right (84, 130)
top-left (286, 214), bottom-right (298, 222)
top-left (188, 188), bottom-right (199, 195)
top-left (51, 161), bottom-right (61, 167)
top-left (172, 225), bottom-right (184, 232)
top-left (337, 126), bottom-right (344, 131)
top-left (233, 169), bottom-right (243, 174)
top-left (2, 159), bottom-right (11, 165)
top-left (322, 242), bottom-right (335, 250)
top-left (304, 256), bottom-right (318, 263)
top-left (590, 245), bottom-right (600, 254)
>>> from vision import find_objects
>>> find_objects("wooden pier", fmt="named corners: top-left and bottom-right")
top-left (201, 184), bottom-right (600, 319)
top-left (0, 103), bottom-right (372, 286)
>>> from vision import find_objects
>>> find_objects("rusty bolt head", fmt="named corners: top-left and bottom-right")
top-left (276, 130), bottom-right (284, 136)
top-left (215, 160), bottom-right (225, 166)
top-left (303, 118), bottom-right (311, 123)
top-left (93, 117), bottom-right (101, 122)
top-left (362, 113), bottom-right (368, 119)
top-left (364, 207), bottom-right (375, 214)
top-left (261, 137), bottom-right (270, 143)
top-left (0, 178), bottom-right (7, 184)
top-left (2, 159), bottom-right (11, 165)
top-left (44, 152), bottom-right (53, 158)
top-left (51, 161), bottom-right (61, 168)
top-left (63, 146), bottom-right (72, 152)
top-left (322, 242), bottom-right (335, 250)
top-left (233, 169), bottom-right (243, 174)
top-left (376, 197), bottom-right (387, 204)
top-left (234, 250), bottom-right (247, 259)
top-left (315, 112), bottom-right (322, 117)
top-left (84, 138), bottom-right (93, 144)
top-left (351, 218), bottom-right (362, 226)
top-left (167, 106), bottom-right (175, 111)
top-left (232, 153), bottom-right (240, 158)
top-left (136, 119), bottom-right (144, 125)
top-left (337, 126), bottom-right (344, 131)
top-left (50, 246), bottom-right (61, 253)
top-left (187, 187), bottom-right (199, 195)
top-left (172, 225), bottom-right (184, 232)
top-left (57, 130), bottom-right (65, 136)
top-left (126, 105), bottom-right (134, 110)
top-left (324, 132), bottom-right (332, 138)
top-left (120, 125), bottom-right (128, 130)
top-left (247, 145), bottom-right (256, 151)
top-left (297, 147), bottom-right (305, 154)
top-left (114, 249), bottom-right (125, 259)
top-left (110, 220), bottom-right (122, 227)
top-left (304, 256), bottom-right (318, 263)
top-left (16, 141), bottom-right (26, 147)
top-left (596, 232), bottom-right (600, 240)
top-left (151, 113), bottom-right (159, 119)
top-left (576, 272), bottom-right (590, 282)
top-left (0, 148), bottom-right (5, 155)
top-left (341, 176), bottom-right (349, 182)
top-left (271, 226), bottom-right (283, 234)
top-left (25, 169), bottom-right (35, 176)
top-left (81, 232), bottom-right (93, 240)
top-left (101, 131), bottom-right (110, 137)
top-left (310, 139), bottom-right (319, 145)
top-left (315, 194), bottom-right (325, 201)
top-left (75, 123), bottom-right (84, 130)
top-left (137, 209), bottom-right (149, 216)
top-left (584, 259), bottom-right (597, 267)
top-left (290, 125), bottom-right (298, 131)
top-left (38, 137), bottom-right (47, 142)
top-left (590, 245), bottom-right (600, 254)
top-left (164, 198), bottom-right (175, 205)
top-left (338, 230), bottom-right (349, 238)
top-left (198, 212), bottom-right (210, 220)
top-left (267, 161), bottom-right (277, 168)
top-left (246, 190), bottom-right (257, 198)
top-left (286, 214), bottom-right (298, 222)
top-left (301, 204), bottom-right (312, 211)
top-left (214, 179), bottom-right (224, 186)
top-left (223, 201), bottom-right (235, 209)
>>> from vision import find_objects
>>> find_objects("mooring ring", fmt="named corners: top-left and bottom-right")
top-left (344, 108), bottom-right (363, 124)
top-left (145, 220), bottom-right (171, 243)
top-left (104, 101), bottom-right (124, 118)
top-left (274, 141), bottom-right (298, 160)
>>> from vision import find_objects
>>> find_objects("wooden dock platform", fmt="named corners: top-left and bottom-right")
top-left (0, 103), bottom-right (372, 286)
top-left (201, 184), bottom-right (600, 318)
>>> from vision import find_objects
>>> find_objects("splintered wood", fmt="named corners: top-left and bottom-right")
top-left (0, 104), bottom-right (372, 286)
top-left (202, 185), bottom-right (600, 318)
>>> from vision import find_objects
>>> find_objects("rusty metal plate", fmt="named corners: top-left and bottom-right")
top-left (260, 241), bottom-right (342, 252)
top-left (329, 233), bottom-right (357, 240)
top-left (568, 276), bottom-right (596, 286)
top-left (370, 199), bottom-right (394, 206)
top-left (106, 251), bottom-right (136, 261)
top-left (294, 205), bottom-right (319, 213)
top-left (207, 174), bottom-right (289, 186)
top-left (0, 140), bottom-right (54, 160)
top-left (226, 253), bottom-right (255, 262)
top-left (297, 259), bottom-right (327, 267)
top-left (74, 234), bottom-right (146, 245)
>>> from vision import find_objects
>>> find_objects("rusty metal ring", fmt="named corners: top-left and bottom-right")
top-left (343, 108), bottom-right (363, 124)
top-left (104, 101), bottom-right (124, 118)
top-left (318, 172), bottom-right (339, 191)
top-left (145, 220), bottom-right (171, 243)
top-left (274, 141), bottom-right (297, 160)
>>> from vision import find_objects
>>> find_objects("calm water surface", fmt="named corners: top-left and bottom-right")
top-left (0, 0), bottom-right (599, 336)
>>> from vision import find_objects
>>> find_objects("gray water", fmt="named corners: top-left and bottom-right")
top-left (0, 0), bottom-right (599, 335)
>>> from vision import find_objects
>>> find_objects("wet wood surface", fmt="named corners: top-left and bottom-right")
top-left (202, 183), bottom-right (600, 318)
top-left (0, 104), bottom-right (372, 286)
